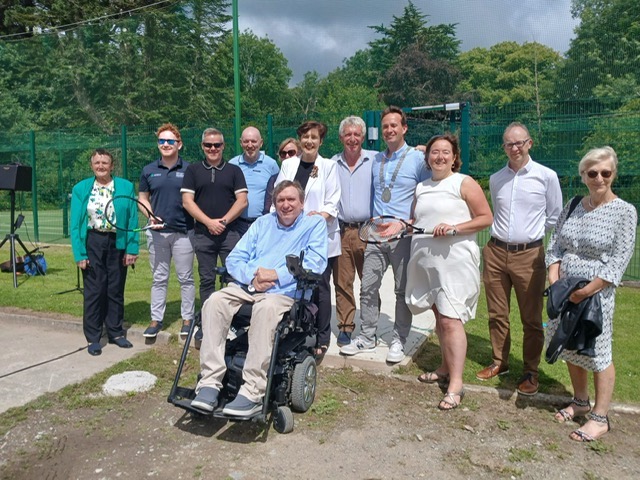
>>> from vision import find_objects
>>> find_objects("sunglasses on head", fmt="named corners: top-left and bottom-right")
top-left (279, 149), bottom-right (297, 159)
top-left (202, 142), bottom-right (224, 149)
top-left (158, 138), bottom-right (178, 145)
top-left (586, 169), bottom-right (613, 179)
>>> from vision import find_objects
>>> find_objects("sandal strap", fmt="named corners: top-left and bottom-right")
top-left (571, 429), bottom-right (594, 442)
top-left (571, 396), bottom-right (590, 408)
top-left (589, 412), bottom-right (609, 425)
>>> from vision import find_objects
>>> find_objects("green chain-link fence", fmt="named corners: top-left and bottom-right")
top-left (2, 100), bottom-right (639, 279)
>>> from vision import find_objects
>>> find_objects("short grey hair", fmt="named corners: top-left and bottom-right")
top-left (339, 116), bottom-right (366, 137)
top-left (201, 128), bottom-right (224, 142)
top-left (579, 146), bottom-right (618, 176)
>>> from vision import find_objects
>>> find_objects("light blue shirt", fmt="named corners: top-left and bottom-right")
top-left (229, 152), bottom-right (280, 218)
top-left (372, 143), bottom-right (430, 219)
top-left (226, 212), bottom-right (328, 298)
top-left (331, 149), bottom-right (376, 223)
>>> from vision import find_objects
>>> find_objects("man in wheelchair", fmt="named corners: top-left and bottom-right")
top-left (190, 180), bottom-right (328, 417)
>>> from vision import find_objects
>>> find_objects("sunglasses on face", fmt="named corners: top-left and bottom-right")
top-left (202, 142), bottom-right (224, 149)
top-left (586, 169), bottom-right (613, 179)
top-left (158, 138), bottom-right (178, 145)
top-left (279, 149), bottom-right (297, 159)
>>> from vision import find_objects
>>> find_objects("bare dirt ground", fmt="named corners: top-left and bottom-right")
top-left (1, 343), bottom-right (640, 480)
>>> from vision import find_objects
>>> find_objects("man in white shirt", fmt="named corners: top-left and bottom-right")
top-left (477, 122), bottom-right (562, 396)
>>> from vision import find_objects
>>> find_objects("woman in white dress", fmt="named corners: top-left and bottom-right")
top-left (407, 134), bottom-right (493, 410)
top-left (546, 146), bottom-right (636, 442)
top-left (275, 121), bottom-right (341, 356)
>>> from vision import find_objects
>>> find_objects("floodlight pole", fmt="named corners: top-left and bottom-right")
top-left (232, 0), bottom-right (241, 154)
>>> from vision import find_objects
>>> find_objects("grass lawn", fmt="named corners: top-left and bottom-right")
top-left (1, 244), bottom-right (639, 404)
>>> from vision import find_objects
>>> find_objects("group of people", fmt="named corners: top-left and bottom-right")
top-left (70, 110), bottom-right (636, 441)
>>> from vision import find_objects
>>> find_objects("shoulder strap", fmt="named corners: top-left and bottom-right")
top-left (566, 195), bottom-right (583, 219)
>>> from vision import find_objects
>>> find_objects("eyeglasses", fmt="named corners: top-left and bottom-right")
top-left (503, 139), bottom-right (530, 149)
top-left (202, 142), bottom-right (224, 149)
top-left (279, 149), bottom-right (297, 159)
top-left (158, 139), bottom-right (178, 145)
top-left (586, 169), bottom-right (613, 179)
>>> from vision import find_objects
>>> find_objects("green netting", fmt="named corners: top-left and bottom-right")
top-left (2, 100), bottom-right (640, 279)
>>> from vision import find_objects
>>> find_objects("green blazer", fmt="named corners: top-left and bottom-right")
top-left (70, 176), bottom-right (139, 263)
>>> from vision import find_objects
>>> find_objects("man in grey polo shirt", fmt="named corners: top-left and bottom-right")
top-left (341, 106), bottom-right (429, 363)
top-left (229, 127), bottom-right (280, 236)
top-left (330, 116), bottom-right (376, 347)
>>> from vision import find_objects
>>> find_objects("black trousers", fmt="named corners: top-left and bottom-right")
top-left (193, 229), bottom-right (241, 305)
top-left (82, 230), bottom-right (127, 343)
top-left (314, 257), bottom-right (336, 348)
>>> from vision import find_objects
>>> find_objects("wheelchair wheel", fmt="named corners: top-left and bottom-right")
top-left (291, 355), bottom-right (317, 413)
top-left (274, 406), bottom-right (294, 434)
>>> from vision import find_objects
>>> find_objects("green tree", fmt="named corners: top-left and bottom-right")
top-left (556, 0), bottom-right (640, 100)
top-left (457, 41), bottom-right (562, 105)
top-left (217, 31), bottom-right (292, 120)
top-left (368, 1), bottom-right (461, 106)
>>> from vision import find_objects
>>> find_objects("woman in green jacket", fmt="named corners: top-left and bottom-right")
top-left (71, 149), bottom-right (139, 356)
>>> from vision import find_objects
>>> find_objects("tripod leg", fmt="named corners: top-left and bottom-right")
top-left (9, 235), bottom-right (18, 289)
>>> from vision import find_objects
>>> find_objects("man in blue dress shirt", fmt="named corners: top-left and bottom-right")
top-left (190, 180), bottom-right (328, 417)
top-left (229, 126), bottom-right (280, 236)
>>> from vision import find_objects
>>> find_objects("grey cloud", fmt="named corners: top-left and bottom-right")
top-left (236, 0), bottom-right (579, 84)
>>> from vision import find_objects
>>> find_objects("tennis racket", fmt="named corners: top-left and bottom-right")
top-left (358, 215), bottom-right (456, 244)
top-left (104, 196), bottom-right (168, 232)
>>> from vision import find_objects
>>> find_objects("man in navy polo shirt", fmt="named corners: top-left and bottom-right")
top-left (181, 128), bottom-right (248, 304)
top-left (139, 123), bottom-right (196, 339)
top-left (229, 126), bottom-right (280, 236)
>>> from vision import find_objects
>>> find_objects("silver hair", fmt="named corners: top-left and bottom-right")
top-left (201, 128), bottom-right (224, 142)
top-left (339, 116), bottom-right (366, 137)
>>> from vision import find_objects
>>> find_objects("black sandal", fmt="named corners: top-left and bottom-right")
top-left (555, 396), bottom-right (591, 423)
top-left (570, 412), bottom-right (610, 442)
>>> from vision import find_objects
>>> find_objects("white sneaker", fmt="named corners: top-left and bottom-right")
top-left (386, 339), bottom-right (405, 363)
top-left (340, 336), bottom-right (376, 356)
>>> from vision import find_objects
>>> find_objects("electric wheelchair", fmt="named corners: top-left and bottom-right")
top-left (168, 253), bottom-right (321, 434)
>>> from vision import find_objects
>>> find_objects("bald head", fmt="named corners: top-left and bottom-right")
top-left (241, 126), bottom-right (263, 163)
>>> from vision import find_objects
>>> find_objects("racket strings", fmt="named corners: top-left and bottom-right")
top-left (360, 219), bottom-right (406, 242)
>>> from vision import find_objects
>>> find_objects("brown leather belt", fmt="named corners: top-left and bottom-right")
top-left (490, 236), bottom-right (543, 252)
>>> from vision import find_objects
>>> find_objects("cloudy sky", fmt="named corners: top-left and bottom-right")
top-left (235, 0), bottom-right (579, 84)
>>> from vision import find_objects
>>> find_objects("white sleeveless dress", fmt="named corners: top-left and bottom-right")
top-left (405, 173), bottom-right (480, 323)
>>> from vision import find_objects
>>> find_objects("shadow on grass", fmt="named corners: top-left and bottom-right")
top-left (413, 331), bottom-right (573, 407)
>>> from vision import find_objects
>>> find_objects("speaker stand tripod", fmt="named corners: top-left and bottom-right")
top-left (55, 266), bottom-right (83, 295)
top-left (0, 191), bottom-right (30, 288)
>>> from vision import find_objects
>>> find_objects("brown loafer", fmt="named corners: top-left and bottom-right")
top-left (476, 363), bottom-right (509, 381)
top-left (517, 373), bottom-right (539, 396)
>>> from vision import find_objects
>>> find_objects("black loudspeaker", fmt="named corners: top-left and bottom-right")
top-left (0, 164), bottom-right (32, 192)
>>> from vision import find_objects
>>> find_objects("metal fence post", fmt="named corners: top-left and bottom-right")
top-left (460, 102), bottom-right (471, 174)
top-left (121, 125), bottom-right (128, 180)
top-left (267, 113), bottom-right (274, 158)
top-left (29, 130), bottom-right (39, 242)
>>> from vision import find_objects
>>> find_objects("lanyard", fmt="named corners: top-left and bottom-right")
top-left (379, 147), bottom-right (409, 203)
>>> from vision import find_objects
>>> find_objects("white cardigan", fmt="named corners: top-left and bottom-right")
top-left (275, 155), bottom-right (342, 258)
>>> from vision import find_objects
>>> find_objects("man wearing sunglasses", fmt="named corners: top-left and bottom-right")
top-left (229, 127), bottom-right (280, 236)
top-left (139, 123), bottom-right (196, 339)
top-left (477, 122), bottom-right (562, 396)
top-left (181, 128), bottom-right (248, 304)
